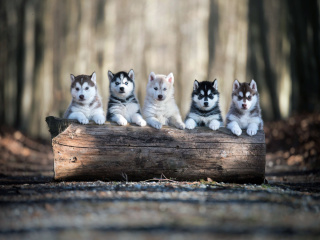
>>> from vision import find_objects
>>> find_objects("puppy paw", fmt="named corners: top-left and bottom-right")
top-left (209, 120), bottom-right (221, 130)
top-left (176, 122), bottom-right (185, 130)
top-left (117, 118), bottom-right (128, 126)
top-left (185, 119), bottom-right (196, 129)
top-left (151, 122), bottom-right (162, 129)
top-left (231, 125), bottom-right (242, 136)
top-left (247, 126), bottom-right (258, 136)
top-left (78, 117), bottom-right (89, 125)
top-left (136, 119), bottom-right (147, 127)
top-left (93, 115), bottom-right (105, 125)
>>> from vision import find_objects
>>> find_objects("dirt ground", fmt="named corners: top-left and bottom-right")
top-left (0, 114), bottom-right (320, 239)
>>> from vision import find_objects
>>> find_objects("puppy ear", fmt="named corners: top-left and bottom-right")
top-left (212, 79), bottom-right (218, 90)
top-left (108, 71), bottom-right (114, 82)
top-left (250, 79), bottom-right (257, 91)
top-left (149, 72), bottom-right (156, 82)
top-left (193, 80), bottom-right (199, 91)
top-left (91, 72), bottom-right (96, 84)
top-left (70, 74), bottom-right (75, 83)
top-left (166, 73), bottom-right (174, 84)
top-left (233, 79), bottom-right (240, 91)
top-left (128, 69), bottom-right (135, 81)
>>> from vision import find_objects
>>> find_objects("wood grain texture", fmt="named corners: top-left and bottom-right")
top-left (46, 116), bottom-right (266, 183)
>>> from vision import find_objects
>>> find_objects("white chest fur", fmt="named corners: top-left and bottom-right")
top-left (71, 105), bottom-right (92, 118)
top-left (188, 112), bottom-right (220, 126)
top-left (228, 111), bottom-right (261, 129)
top-left (124, 102), bottom-right (139, 120)
top-left (237, 112), bottom-right (251, 129)
top-left (110, 102), bottom-right (140, 121)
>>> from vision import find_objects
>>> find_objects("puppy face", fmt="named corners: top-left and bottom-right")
top-left (192, 80), bottom-right (219, 111)
top-left (108, 70), bottom-right (135, 99)
top-left (232, 79), bottom-right (258, 111)
top-left (147, 72), bottom-right (174, 101)
top-left (70, 72), bottom-right (97, 103)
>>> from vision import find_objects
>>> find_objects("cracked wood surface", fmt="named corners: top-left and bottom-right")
top-left (46, 116), bottom-right (266, 183)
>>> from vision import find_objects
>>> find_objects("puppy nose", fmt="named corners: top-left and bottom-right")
top-left (204, 102), bottom-right (209, 107)
top-left (120, 87), bottom-right (124, 91)
top-left (79, 95), bottom-right (84, 100)
top-left (158, 95), bottom-right (163, 99)
top-left (242, 104), bottom-right (247, 108)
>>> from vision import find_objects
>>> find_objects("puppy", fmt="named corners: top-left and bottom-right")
top-left (226, 79), bottom-right (263, 136)
top-left (143, 72), bottom-right (185, 130)
top-left (64, 72), bottom-right (105, 124)
top-left (106, 69), bottom-right (146, 126)
top-left (185, 80), bottom-right (223, 130)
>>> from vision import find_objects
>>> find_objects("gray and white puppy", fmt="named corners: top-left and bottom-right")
top-left (226, 79), bottom-right (263, 136)
top-left (64, 72), bottom-right (105, 124)
top-left (143, 72), bottom-right (185, 130)
top-left (185, 80), bottom-right (223, 130)
top-left (106, 69), bottom-right (146, 126)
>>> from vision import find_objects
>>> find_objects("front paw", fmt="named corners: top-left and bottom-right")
top-left (231, 125), bottom-right (242, 136)
top-left (185, 119), bottom-right (196, 129)
top-left (78, 117), bottom-right (89, 125)
top-left (176, 122), bottom-right (185, 130)
top-left (209, 120), bottom-right (221, 130)
top-left (117, 118), bottom-right (128, 126)
top-left (136, 119), bottom-right (147, 127)
top-left (151, 122), bottom-right (162, 129)
top-left (93, 115), bottom-right (105, 125)
top-left (247, 126), bottom-right (258, 136)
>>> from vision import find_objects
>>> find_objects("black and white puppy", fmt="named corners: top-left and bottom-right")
top-left (106, 69), bottom-right (146, 126)
top-left (185, 80), bottom-right (223, 130)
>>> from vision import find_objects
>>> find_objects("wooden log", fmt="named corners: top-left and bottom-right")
top-left (46, 116), bottom-right (266, 183)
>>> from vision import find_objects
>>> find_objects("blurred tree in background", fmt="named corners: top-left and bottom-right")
top-left (0, 0), bottom-right (319, 138)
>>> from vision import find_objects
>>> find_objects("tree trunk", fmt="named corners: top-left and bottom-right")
top-left (46, 117), bottom-right (266, 183)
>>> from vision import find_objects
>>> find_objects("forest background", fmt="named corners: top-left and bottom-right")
top-left (1, 0), bottom-right (319, 139)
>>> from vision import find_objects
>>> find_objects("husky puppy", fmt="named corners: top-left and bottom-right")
top-left (185, 80), bottom-right (223, 130)
top-left (64, 72), bottom-right (105, 124)
top-left (106, 69), bottom-right (146, 126)
top-left (143, 72), bottom-right (185, 130)
top-left (226, 79), bottom-right (263, 136)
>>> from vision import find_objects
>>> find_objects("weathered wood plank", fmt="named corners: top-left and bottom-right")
top-left (46, 116), bottom-right (266, 183)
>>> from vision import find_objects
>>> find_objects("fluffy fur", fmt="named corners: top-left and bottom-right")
top-left (226, 79), bottom-right (263, 136)
top-left (185, 79), bottom-right (223, 130)
top-left (64, 72), bottom-right (105, 124)
top-left (142, 72), bottom-right (185, 130)
top-left (106, 69), bottom-right (146, 126)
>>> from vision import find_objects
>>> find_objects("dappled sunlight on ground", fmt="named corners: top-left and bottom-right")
top-left (264, 113), bottom-right (320, 168)
top-left (0, 126), bottom-right (53, 178)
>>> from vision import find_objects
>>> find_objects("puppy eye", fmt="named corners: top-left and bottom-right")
top-left (248, 96), bottom-right (252, 100)
top-left (125, 82), bottom-right (128, 85)
top-left (199, 94), bottom-right (204, 98)
top-left (163, 88), bottom-right (167, 91)
top-left (115, 82), bottom-right (120, 85)
top-left (209, 94), bottom-right (213, 98)
top-left (85, 87), bottom-right (89, 90)
top-left (76, 88), bottom-right (79, 91)
top-left (238, 96), bottom-right (242, 100)
top-left (154, 87), bottom-right (158, 90)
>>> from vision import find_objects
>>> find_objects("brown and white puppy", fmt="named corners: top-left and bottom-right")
top-left (226, 79), bottom-right (263, 136)
top-left (142, 72), bottom-right (185, 130)
top-left (64, 72), bottom-right (105, 124)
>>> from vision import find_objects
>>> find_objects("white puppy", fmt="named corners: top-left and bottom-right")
top-left (143, 72), bottom-right (185, 130)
